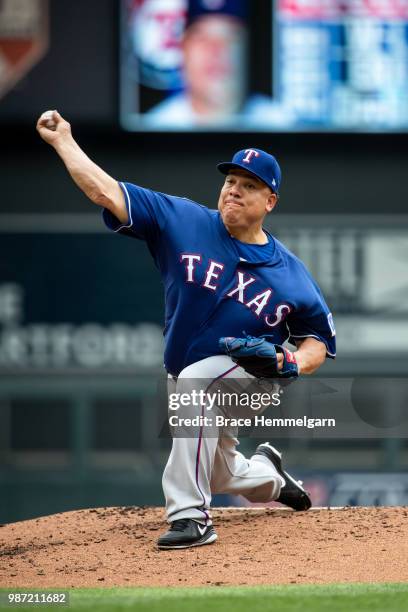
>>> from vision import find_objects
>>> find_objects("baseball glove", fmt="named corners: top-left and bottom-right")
top-left (219, 335), bottom-right (299, 379)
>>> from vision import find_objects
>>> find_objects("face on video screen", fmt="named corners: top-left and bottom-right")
top-left (182, 15), bottom-right (246, 117)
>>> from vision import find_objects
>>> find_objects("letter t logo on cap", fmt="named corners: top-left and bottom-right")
top-left (243, 149), bottom-right (260, 164)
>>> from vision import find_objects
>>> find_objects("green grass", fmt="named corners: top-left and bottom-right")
top-left (1, 584), bottom-right (408, 612)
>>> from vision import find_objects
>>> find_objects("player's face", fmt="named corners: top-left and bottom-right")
top-left (218, 169), bottom-right (277, 230)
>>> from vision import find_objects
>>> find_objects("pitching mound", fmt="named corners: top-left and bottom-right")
top-left (0, 506), bottom-right (407, 588)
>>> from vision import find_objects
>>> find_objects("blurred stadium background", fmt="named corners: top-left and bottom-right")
top-left (1, 0), bottom-right (408, 524)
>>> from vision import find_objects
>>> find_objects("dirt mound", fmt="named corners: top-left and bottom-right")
top-left (0, 506), bottom-right (407, 588)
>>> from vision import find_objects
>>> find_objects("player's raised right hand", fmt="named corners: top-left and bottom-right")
top-left (36, 110), bottom-right (72, 147)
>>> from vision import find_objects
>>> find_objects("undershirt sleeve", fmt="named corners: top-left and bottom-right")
top-left (287, 268), bottom-right (336, 358)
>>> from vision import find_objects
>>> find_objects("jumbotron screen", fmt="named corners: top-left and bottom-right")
top-left (120, 0), bottom-right (408, 132)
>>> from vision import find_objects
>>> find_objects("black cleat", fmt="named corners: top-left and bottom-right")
top-left (157, 518), bottom-right (218, 550)
top-left (254, 442), bottom-right (312, 511)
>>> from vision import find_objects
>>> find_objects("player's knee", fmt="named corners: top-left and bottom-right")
top-left (178, 355), bottom-right (235, 381)
top-left (177, 362), bottom-right (202, 380)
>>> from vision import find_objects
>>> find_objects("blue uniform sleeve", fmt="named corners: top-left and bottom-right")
top-left (102, 181), bottom-right (181, 243)
top-left (287, 268), bottom-right (336, 358)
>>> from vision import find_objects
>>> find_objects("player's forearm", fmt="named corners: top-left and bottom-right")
top-left (53, 137), bottom-right (118, 208)
top-left (37, 110), bottom-right (127, 222)
top-left (294, 338), bottom-right (327, 374)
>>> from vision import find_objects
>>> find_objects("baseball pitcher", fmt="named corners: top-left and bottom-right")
top-left (37, 110), bottom-right (336, 550)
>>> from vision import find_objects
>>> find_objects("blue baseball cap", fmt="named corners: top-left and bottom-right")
top-left (187, 0), bottom-right (247, 27)
top-left (217, 148), bottom-right (281, 194)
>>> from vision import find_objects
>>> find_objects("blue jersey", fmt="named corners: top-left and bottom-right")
top-left (103, 182), bottom-right (336, 376)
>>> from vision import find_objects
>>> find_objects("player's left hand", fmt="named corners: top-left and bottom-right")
top-left (219, 335), bottom-right (299, 379)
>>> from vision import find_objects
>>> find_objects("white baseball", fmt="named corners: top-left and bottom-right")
top-left (42, 110), bottom-right (57, 130)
